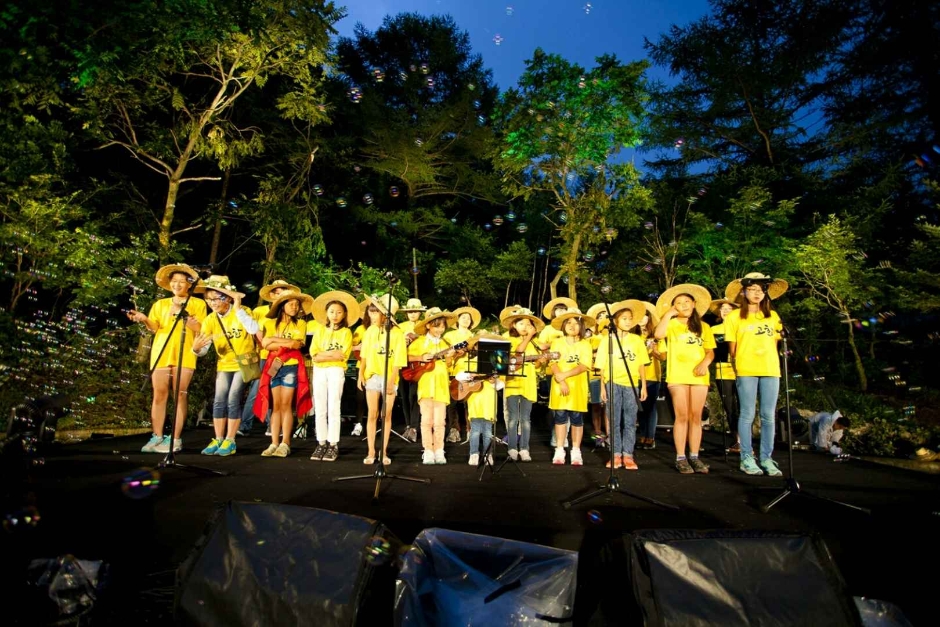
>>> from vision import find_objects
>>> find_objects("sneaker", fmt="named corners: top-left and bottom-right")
top-left (508, 449), bottom-right (518, 461)
top-left (570, 448), bottom-right (583, 466)
top-left (622, 456), bottom-right (639, 471)
top-left (273, 443), bottom-right (291, 458)
top-left (322, 445), bottom-right (338, 462)
top-left (154, 436), bottom-right (182, 454)
top-left (141, 434), bottom-right (163, 453)
top-left (201, 438), bottom-right (221, 455)
top-left (519, 450), bottom-right (532, 462)
top-left (446, 428), bottom-right (460, 443)
top-left (675, 458), bottom-right (694, 474)
top-left (689, 457), bottom-right (709, 474)
top-left (486, 452), bottom-right (494, 466)
top-left (236, 429), bottom-right (250, 437)
top-left (647, 440), bottom-right (656, 450)
top-left (552, 447), bottom-right (565, 465)
top-left (261, 444), bottom-right (278, 457)
top-left (423, 450), bottom-right (436, 465)
top-left (351, 423), bottom-right (363, 436)
top-left (310, 443), bottom-right (327, 461)
top-left (740, 456), bottom-right (763, 475)
top-left (759, 458), bottom-right (783, 477)
top-left (606, 455), bottom-right (623, 469)
top-left (217, 439), bottom-right (236, 457)
top-left (434, 449), bottom-right (447, 465)
top-left (468, 453), bottom-right (479, 466)
top-left (403, 427), bottom-right (418, 442)
top-left (265, 426), bottom-right (272, 437)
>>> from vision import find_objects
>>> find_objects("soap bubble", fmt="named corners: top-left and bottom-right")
top-left (336, 197), bottom-right (347, 208)
top-left (484, 223), bottom-right (492, 231)
top-left (362, 193), bottom-right (374, 205)
top-left (587, 509), bottom-right (603, 524)
top-left (420, 62), bottom-right (429, 75)
top-left (583, 251), bottom-right (595, 262)
top-left (313, 184), bottom-right (324, 196)
top-left (389, 186), bottom-right (400, 198)
top-left (347, 87), bottom-right (362, 103)
top-left (506, 211), bottom-right (516, 222)
top-left (506, 5), bottom-right (514, 16)
top-left (372, 68), bottom-right (385, 82)
top-left (414, 138), bottom-right (424, 147)
top-left (493, 215), bottom-right (504, 226)
top-left (493, 34), bottom-right (503, 46)
top-left (536, 247), bottom-right (547, 256)
top-left (411, 267), bottom-right (420, 275)
top-left (121, 468), bottom-right (161, 500)
top-left (559, 212), bottom-right (568, 223)
top-left (578, 76), bottom-right (586, 89)
top-left (516, 224), bottom-right (528, 233)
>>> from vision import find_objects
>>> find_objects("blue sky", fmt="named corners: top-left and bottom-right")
top-left (332, 0), bottom-right (713, 89)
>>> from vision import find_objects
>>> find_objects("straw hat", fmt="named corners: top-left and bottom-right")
top-left (311, 290), bottom-right (360, 327)
top-left (414, 307), bottom-right (457, 335)
top-left (542, 297), bottom-right (577, 320)
top-left (709, 298), bottom-right (740, 316)
top-left (259, 279), bottom-right (301, 302)
top-left (155, 263), bottom-right (205, 293)
top-left (585, 302), bottom-right (615, 322)
top-left (451, 306), bottom-right (481, 330)
top-left (368, 293), bottom-right (400, 316)
top-left (200, 275), bottom-right (244, 300)
top-left (499, 304), bottom-right (524, 323)
top-left (609, 300), bottom-right (646, 328)
top-left (501, 307), bottom-right (545, 333)
top-left (551, 307), bottom-right (596, 331)
top-left (725, 272), bottom-right (789, 303)
top-left (640, 301), bottom-right (659, 327)
top-left (655, 283), bottom-right (712, 318)
top-left (265, 289), bottom-right (315, 319)
top-left (399, 298), bottom-right (428, 313)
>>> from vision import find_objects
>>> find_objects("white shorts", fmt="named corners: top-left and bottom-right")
top-left (365, 374), bottom-right (398, 394)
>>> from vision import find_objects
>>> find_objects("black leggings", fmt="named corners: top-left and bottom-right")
top-left (715, 378), bottom-right (739, 438)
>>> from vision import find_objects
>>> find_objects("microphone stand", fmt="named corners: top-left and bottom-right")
top-left (334, 283), bottom-right (430, 503)
top-left (759, 324), bottom-right (868, 515)
top-left (564, 303), bottom-right (677, 511)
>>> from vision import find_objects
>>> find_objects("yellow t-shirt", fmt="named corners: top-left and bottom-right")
top-left (723, 309), bottom-right (782, 377)
top-left (444, 328), bottom-right (474, 376)
top-left (594, 332), bottom-right (650, 387)
top-left (309, 324), bottom-right (353, 369)
top-left (467, 379), bottom-right (497, 421)
top-left (710, 321), bottom-right (736, 381)
top-left (260, 317), bottom-right (307, 366)
top-left (361, 325), bottom-right (408, 385)
top-left (663, 318), bottom-right (716, 385)
top-left (252, 305), bottom-right (272, 359)
top-left (538, 324), bottom-right (563, 349)
top-left (200, 306), bottom-right (256, 372)
top-left (504, 336), bottom-right (540, 403)
top-left (548, 337), bottom-right (592, 412)
top-left (147, 297), bottom-right (208, 370)
top-left (640, 333), bottom-right (663, 382)
top-left (407, 335), bottom-right (452, 404)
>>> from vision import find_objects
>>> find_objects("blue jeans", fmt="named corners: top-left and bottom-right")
top-left (469, 418), bottom-right (494, 456)
top-left (213, 370), bottom-right (246, 419)
top-left (505, 395), bottom-right (533, 451)
top-left (610, 383), bottom-right (639, 456)
top-left (736, 376), bottom-right (780, 462)
top-left (240, 358), bottom-right (270, 432)
top-left (638, 381), bottom-right (660, 440)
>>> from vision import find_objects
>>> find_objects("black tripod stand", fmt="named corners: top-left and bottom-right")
top-left (333, 284), bottom-right (430, 503)
top-left (563, 304), bottom-right (677, 511)
top-left (760, 328), bottom-right (868, 515)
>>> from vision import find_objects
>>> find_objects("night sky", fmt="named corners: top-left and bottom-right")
top-left (333, 0), bottom-right (712, 89)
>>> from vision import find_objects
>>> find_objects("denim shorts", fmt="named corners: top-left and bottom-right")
top-left (365, 374), bottom-right (397, 394)
top-left (270, 364), bottom-right (298, 389)
top-left (554, 409), bottom-right (584, 427)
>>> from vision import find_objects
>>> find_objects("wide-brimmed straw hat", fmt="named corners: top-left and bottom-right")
top-left (609, 300), bottom-right (646, 328)
top-left (368, 293), bottom-right (400, 316)
top-left (415, 307), bottom-right (457, 335)
top-left (655, 284), bottom-right (712, 318)
top-left (551, 307), bottom-right (596, 331)
top-left (451, 306), bottom-right (481, 330)
top-left (501, 307), bottom-right (545, 333)
top-left (499, 304), bottom-right (524, 323)
top-left (312, 290), bottom-right (360, 327)
top-left (640, 301), bottom-right (659, 327)
top-left (709, 298), bottom-right (740, 316)
top-left (155, 264), bottom-right (205, 293)
top-left (585, 303), bottom-right (614, 322)
top-left (265, 289), bottom-right (315, 318)
top-left (200, 275), bottom-right (244, 300)
top-left (542, 297), bottom-right (577, 320)
top-left (399, 298), bottom-right (428, 313)
top-left (259, 279), bottom-right (301, 302)
top-left (725, 272), bottom-right (789, 303)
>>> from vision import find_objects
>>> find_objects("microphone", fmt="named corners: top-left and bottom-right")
top-left (384, 271), bottom-right (399, 284)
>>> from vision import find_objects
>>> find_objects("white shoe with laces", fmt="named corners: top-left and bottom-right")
top-left (552, 447), bottom-right (565, 465)
top-left (468, 453), bottom-right (479, 466)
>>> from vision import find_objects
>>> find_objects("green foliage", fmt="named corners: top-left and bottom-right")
top-left (434, 258), bottom-right (495, 307)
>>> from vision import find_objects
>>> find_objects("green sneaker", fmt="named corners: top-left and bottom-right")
top-left (216, 439), bottom-right (236, 457)
top-left (201, 438), bottom-right (221, 455)
top-left (740, 456), bottom-right (763, 475)
top-left (759, 458), bottom-right (783, 477)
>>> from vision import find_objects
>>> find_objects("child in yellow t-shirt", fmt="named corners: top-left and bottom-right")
top-left (408, 308), bottom-right (457, 464)
top-left (548, 308), bottom-right (594, 466)
top-left (501, 308), bottom-right (549, 462)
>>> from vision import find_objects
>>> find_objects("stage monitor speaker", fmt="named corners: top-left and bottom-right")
top-left (395, 528), bottom-right (578, 626)
top-left (175, 501), bottom-right (399, 627)
top-left (629, 529), bottom-right (861, 627)
top-left (655, 394), bottom-right (675, 428)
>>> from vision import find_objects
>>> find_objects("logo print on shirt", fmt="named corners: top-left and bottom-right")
top-left (565, 354), bottom-right (580, 364)
top-left (684, 334), bottom-right (704, 347)
top-left (754, 324), bottom-right (774, 336)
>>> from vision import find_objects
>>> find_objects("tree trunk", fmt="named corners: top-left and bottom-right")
top-left (549, 268), bottom-right (563, 301)
top-left (565, 232), bottom-right (582, 302)
top-left (504, 280), bottom-right (511, 309)
top-left (845, 321), bottom-right (868, 391)
top-left (528, 249), bottom-right (538, 310)
top-left (159, 176), bottom-right (182, 254)
top-left (263, 239), bottom-right (278, 285)
top-left (209, 168), bottom-right (232, 265)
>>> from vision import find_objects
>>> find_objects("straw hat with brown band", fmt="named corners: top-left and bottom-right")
top-left (259, 279), bottom-right (301, 302)
top-left (499, 303), bottom-right (524, 323)
top-left (655, 283), bottom-right (712, 318)
top-left (200, 275), bottom-right (244, 301)
top-left (451, 306), bottom-right (481, 330)
top-left (265, 289), bottom-right (315, 319)
top-left (155, 263), bottom-right (205, 293)
top-left (368, 293), bottom-right (400, 317)
top-left (542, 297), bottom-right (577, 320)
top-left (551, 307), bottom-right (596, 331)
top-left (399, 298), bottom-right (428, 313)
top-left (725, 272), bottom-right (789, 304)
top-left (608, 299), bottom-right (647, 329)
top-left (311, 290), bottom-right (361, 327)
top-left (501, 307), bottom-right (545, 333)
top-left (414, 307), bottom-right (457, 335)
top-left (708, 298), bottom-right (740, 316)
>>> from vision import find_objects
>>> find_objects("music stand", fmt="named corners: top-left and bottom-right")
top-left (711, 337), bottom-right (732, 464)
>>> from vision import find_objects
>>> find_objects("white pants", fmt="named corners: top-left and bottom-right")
top-left (313, 366), bottom-right (345, 444)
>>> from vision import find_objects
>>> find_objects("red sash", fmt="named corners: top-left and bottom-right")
top-left (253, 348), bottom-right (312, 421)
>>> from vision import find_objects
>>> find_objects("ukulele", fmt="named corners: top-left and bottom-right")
top-left (401, 341), bottom-right (469, 382)
top-left (507, 351), bottom-right (558, 374)
top-left (450, 376), bottom-right (486, 401)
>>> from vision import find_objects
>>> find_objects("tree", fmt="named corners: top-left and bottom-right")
top-left (495, 49), bottom-right (652, 301)
top-left (434, 259), bottom-right (495, 308)
top-left (489, 240), bottom-right (535, 309)
top-left (793, 215), bottom-right (877, 390)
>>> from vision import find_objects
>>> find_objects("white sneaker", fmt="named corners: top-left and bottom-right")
top-left (519, 450), bottom-right (532, 462)
top-left (570, 448), bottom-right (583, 466)
top-left (486, 452), bottom-right (494, 466)
top-left (265, 427), bottom-right (272, 437)
top-left (422, 450), bottom-right (436, 465)
top-left (434, 449), bottom-right (446, 465)
top-left (552, 447), bottom-right (565, 465)
top-left (352, 422), bottom-right (363, 436)
top-left (141, 434), bottom-right (162, 453)
top-left (508, 448), bottom-right (518, 461)
top-left (468, 453), bottom-right (479, 466)
top-left (154, 436), bottom-right (182, 453)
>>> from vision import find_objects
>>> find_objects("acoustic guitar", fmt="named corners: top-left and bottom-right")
top-left (401, 341), bottom-right (468, 382)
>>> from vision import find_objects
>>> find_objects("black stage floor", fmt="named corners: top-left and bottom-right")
top-left (4, 423), bottom-right (939, 625)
